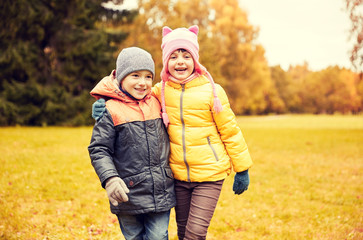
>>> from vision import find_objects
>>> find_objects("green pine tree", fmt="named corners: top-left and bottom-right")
top-left (0, 0), bottom-right (133, 125)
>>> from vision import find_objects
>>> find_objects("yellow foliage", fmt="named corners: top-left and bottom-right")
top-left (100, 0), bottom-right (362, 114)
top-left (222, 5), bottom-right (234, 16)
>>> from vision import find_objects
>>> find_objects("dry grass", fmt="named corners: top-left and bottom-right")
top-left (0, 114), bottom-right (362, 239)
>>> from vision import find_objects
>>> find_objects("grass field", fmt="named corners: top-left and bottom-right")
top-left (0, 115), bottom-right (362, 240)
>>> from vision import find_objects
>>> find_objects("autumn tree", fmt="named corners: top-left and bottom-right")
top-left (345, 0), bottom-right (363, 76)
top-left (299, 66), bottom-right (360, 114)
top-left (210, 0), bottom-right (283, 114)
top-left (270, 66), bottom-right (302, 113)
top-left (116, 0), bottom-right (284, 114)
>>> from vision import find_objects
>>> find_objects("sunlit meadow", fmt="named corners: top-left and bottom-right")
top-left (0, 115), bottom-right (362, 239)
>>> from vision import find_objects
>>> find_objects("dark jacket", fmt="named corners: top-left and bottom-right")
top-left (88, 71), bottom-right (176, 215)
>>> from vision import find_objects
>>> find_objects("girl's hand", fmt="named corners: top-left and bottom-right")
top-left (233, 170), bottom-right (250, 195)
top-left (92, 98), bottom-right (106, 121)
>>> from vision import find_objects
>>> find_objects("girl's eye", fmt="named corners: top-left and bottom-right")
top-left (132, 74), bottom-right (139, 78)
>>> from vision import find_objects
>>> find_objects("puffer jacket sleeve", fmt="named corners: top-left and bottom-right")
top-left (88, 109), bottom-right (119, 188)
top-left (212, 85), bottom-right (253, 172)
top-left (151, 82), bottom-right (162, 101)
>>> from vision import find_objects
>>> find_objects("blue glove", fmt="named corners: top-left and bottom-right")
top-left (233, 170), bottom-right (250, 195)
top-left (92, 98), bottom-right (106, 121)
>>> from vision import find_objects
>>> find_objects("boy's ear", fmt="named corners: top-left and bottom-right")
top-left (188, 25), bottom-right (199, 35)
top-left (162, 27), bottom-right (172, 37)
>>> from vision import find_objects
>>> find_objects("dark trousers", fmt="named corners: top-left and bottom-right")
top-left (174, 179), bottom-right (224, 240)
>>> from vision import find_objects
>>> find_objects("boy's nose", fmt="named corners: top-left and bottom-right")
top-left (138, 77), bottom-right (147, 85)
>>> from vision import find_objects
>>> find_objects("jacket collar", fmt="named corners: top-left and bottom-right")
top-left (166, 75), bottom-right (209, 89)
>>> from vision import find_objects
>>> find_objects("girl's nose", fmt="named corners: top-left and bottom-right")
top-left (176, 57), bottom-right (184, 64)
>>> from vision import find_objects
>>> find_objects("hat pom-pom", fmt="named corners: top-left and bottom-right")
top-left (213, 97), bottom-right (223, 113)
top-left (162, 112), bottom-right (170, 128)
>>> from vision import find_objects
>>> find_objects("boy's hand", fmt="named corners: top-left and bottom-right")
top-left (105, 177), bottom-right (130, 206)
top-left (233, 170), bottom-right (250, 195)
top-left (92, 98), bottom-right (106, 121)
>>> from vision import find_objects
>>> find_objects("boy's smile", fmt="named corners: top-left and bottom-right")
top-left (168, 49), bottom-right (195, 81)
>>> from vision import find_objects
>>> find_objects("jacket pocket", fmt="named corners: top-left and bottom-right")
top-left (123, 172), bottom-right (147, 188)
top-left (116, 172), bottom-right (151, 211)
top-left (207, 136), bottom-right (219, 161)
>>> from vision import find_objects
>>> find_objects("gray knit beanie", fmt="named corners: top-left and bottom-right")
top-left (116, 47), bottom-right (155, 85)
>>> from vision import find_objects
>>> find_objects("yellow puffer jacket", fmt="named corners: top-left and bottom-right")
top-left (153, 75), bottom-right (252, 182)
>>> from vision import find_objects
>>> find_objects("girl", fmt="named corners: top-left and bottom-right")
top-left (153, 25), bottom-right (253, 240)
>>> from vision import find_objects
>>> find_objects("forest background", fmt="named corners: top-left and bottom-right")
top-left (1, 0), bottom-right (362, 126)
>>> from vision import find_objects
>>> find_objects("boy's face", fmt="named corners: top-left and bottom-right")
top-left (168, 49), bottom-right (194, 81)
top-left (121, 70), bottom-right (153, 99)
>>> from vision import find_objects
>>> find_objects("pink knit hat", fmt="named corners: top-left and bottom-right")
top-left (160, 25), bottom-right (223, 127)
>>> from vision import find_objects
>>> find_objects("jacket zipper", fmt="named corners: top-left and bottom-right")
top-left (207, 136), bottom-right (219, 161)
top-left (180, 84), bottom-right (191, 182)
top-left (139, 102), bottom-right (157, 209)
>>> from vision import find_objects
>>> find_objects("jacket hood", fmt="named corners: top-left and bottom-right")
top-left (90, 70), bottom-right (151, 103)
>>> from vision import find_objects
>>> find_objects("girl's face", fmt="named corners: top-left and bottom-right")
top-left (121, 70), bottom-right (153, 99)
top-left (168, 49), bottom-right (194, 81)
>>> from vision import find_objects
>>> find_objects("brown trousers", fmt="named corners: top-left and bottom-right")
top-left (174, 179), bottom-right (224, 240)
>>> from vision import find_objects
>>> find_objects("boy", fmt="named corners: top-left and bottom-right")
top-left (88, 47), bottom-right (175, 240)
